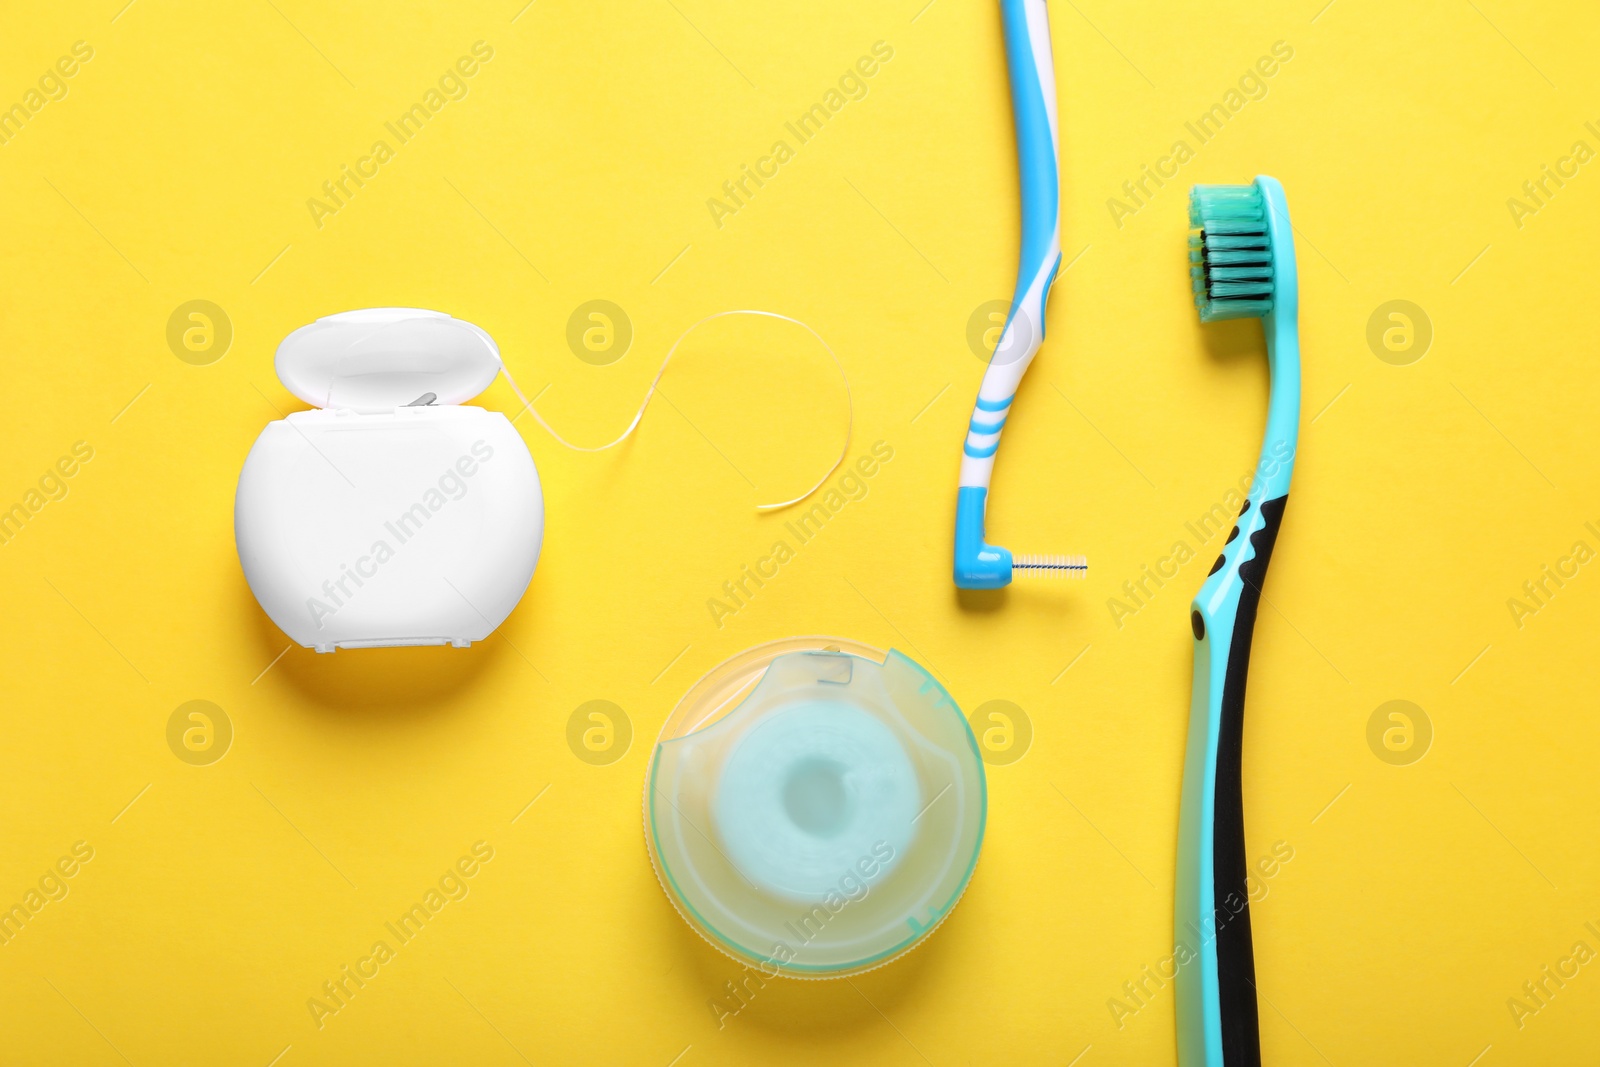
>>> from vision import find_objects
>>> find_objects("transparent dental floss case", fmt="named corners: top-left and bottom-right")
top-left (645, 637), bottom-right (986, 978)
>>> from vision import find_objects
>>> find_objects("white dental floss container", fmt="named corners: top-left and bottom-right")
top-left (234, 308), bottom-right (542, 652)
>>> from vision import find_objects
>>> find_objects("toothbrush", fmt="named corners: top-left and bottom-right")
top-left (1175, 178), bottom-right (1300, 1067)
top-left (953, 0), bottom-right (1085, 588)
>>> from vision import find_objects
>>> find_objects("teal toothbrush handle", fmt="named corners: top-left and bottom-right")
top-left (1176, 177), bottom-right (1299, 1067)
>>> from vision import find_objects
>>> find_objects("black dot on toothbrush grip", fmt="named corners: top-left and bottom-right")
top-left (1209, 555), bottom-right (1225, 576)
top-left (1191, 610), bottom-right (1205, 640)
top-left (1227, 525), bottom-right (1240, 544)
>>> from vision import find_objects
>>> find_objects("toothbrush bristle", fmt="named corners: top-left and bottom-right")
top-left (1189, 183), bottom-right (1273, 323)
top-left (1013, 553), bottom-right (1087, 579)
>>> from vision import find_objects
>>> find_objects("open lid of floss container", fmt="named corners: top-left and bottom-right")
top-left (275, 307), bottom-right (503, 412)
top-left (645, 637), bottom-right (986, 978)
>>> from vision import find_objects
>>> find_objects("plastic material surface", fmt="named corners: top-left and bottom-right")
top-left (1176, 176), bottom-right (1300, 1067)
top-left (275, 307), bottom-right (503, 413)
top-left (646, 638), bottom-right (986, 978)
top-left (954, 0), bottom-right (1064, 587)
top-left (236, 310), bottom-right (542, 652)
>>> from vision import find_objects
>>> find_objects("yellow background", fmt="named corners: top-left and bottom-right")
top-left (2, 1), bottom-right (1597, 1063)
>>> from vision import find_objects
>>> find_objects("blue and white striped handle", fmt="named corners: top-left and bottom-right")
top-left (953, 0), bottom-right (1062, 589)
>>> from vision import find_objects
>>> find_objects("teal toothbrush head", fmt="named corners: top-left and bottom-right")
top-left (1176, 176), bottom-right (1300, 1067)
